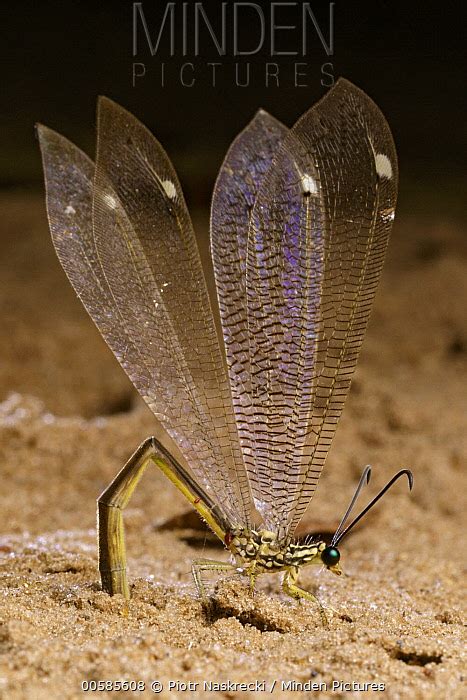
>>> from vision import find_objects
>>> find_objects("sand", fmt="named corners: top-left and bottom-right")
top-left (0, 192), bottom-right (465, 699)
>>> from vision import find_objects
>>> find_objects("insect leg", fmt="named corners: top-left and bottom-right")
top-left (98, 436), bottom-right (230, 598)
top-left (282, 567), bottom-right (329, 627)
top-left (97, 437), bottom-right (159, 598)
top-left (248, 562), bottom-right (257, 593)
top-left (192, 559), bottom-right (237, 601)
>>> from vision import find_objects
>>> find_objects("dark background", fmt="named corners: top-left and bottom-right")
top-left (1, 0), bottom-right (465, 219)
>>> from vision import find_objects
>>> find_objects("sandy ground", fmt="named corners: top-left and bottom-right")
top-left (0, 192), bottom-right (466, 699)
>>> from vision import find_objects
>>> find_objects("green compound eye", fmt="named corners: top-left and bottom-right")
top-left (321, 546), bottom-right (340, 567)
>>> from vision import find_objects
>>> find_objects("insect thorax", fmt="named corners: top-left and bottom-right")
top-left (226, 527), bottom-right (325, 573)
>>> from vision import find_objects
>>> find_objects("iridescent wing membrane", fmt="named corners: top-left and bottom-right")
top-left (39, 78), bottom-right (397, 543)
top-left (38, 99), bottom-right (252, 529)
top-left (211, 79), bottom-right (397, 539)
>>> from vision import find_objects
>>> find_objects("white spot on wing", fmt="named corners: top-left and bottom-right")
top-left (103, 193), bottom-right (118, 209)
top-left (375, 153), bottom-right (393, 180)
top-left (301, 173), bottom-right (318, 195)
top-left (161, 179), bottom-right (177, 199)
top-left (380, 207), bottom-right (395, 222)
top-left (64, 205), bottom-right (76, 215)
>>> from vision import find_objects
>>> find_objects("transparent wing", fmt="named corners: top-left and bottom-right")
top-left (38, 100), bottom-right (253, 528)
top-left (241, 79), bottom-right (398, 537)
top-left (210, 109), bottom-right (288, 519)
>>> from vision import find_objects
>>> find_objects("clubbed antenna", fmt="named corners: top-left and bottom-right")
top-left (332, 469), bottom-right (413, 546)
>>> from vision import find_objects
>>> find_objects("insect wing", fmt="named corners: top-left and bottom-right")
top-left (210, 109), bottom-right (288, 522)
top-left (230, 79), bottom-right (397, 537)
top-left (39, 102), bottom-right (253, 528)
top-left (37, 126), bottom-right (126, 369)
